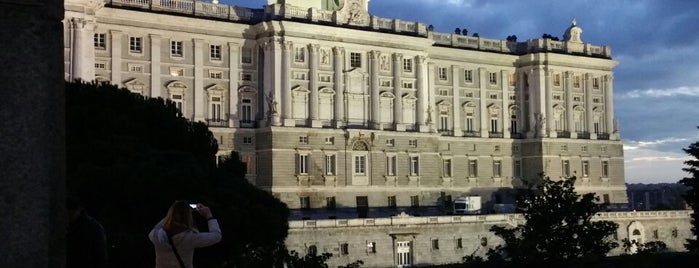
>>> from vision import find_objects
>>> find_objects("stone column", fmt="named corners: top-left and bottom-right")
top-left (149, 34), bottom-right (160, 98)
top-left (544, 68), bottom-right (554, 137)
top-left (333, 47), bottom-right (345, 128)
top-left (585, 73), bottom-right (595, 139)
top-left (565, 71), bottom-right (575, 138)
top-left (261, 41), bottom-right (277, 126)
top-left (369, 50), bottom-right (381, 129)
top-left (501, 70), bottom-right (509, 139)
top-left (416, 55), bottom-right (428, 132)
top-left (193, 39), bottom-right (205, 122)
top-left (604, 75), bottom-right (615, 139)
top-left (309, 44), bottom-right (322, 127)
top-left (478, 68), bottom-right (488, 137)
top-left (427, 62), bottom-right (437, 133)
top-left (452, 65), bottom-right (462, 136)
top-left (110, 30), bottom-right (123, 88)
top-left (392, 53), bottom-right (404, 130)
top-left (228, 42), bottom-right (239, 127)
top-left (0, 0), bottom-right (65, 266)
top-left (70, 17), bottom-right (95, 81)
top-left (517, 71), bottom-right (526, 135)
top-left (282, 41), bottom-right (293, 126)
top-left (526, 68), bottom-right (538, 138)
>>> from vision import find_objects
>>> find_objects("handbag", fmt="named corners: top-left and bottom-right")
top-left (166, 233), bottom-right (187, 268)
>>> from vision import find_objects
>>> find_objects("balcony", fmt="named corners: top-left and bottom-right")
top-left (239, 120), bottom-right (257, 128)
top-left (489, 132), bottom-right (504, 138)
top-left (206, 118), bottom-right (228, 127)
top-left (556, 131), bottom-right (571, 138)
top-left (576, 132), bottom-right (590, 139)
top-left (438, 129), bottom-right (454, 136)
top-left (463, 131), bottom-right (479, 137)
top-left (510, 132), bottom-right (523, 139)
top-left (597, 133), bottom-right (610, 140)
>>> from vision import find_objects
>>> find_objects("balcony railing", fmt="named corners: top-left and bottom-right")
top-left (489, 132), bottom-right (504, 138)
top-left (463, 131), bottom-right (479, 137)
top-left (577, 131), bottom-right (590, 139)
top-left (438, 129), bottom-right (454, 136)
top-left (510, 132), bottom-right (523, 139)
top-left (239, 120), bottom-right (257, 128)
top-left (556, 131), bottom-right (570, 138)
top-left (597, 133), bottom-right (610, 140)
top-left (206, 118), bottom-right (229, 127)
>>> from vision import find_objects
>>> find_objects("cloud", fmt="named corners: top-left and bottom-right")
top-left (620, 86), bottom-right (699, 99)
top-left (624, 137), bottom-right (690, 149)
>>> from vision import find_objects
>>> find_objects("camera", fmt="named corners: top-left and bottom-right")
top-left (189, 204), bottom-right (198, 210)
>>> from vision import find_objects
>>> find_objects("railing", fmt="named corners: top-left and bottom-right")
top-left (463, 131), bottom-right (479, 137)
top-left (206, 118), bottom-right (228, 127)
top-left (109, 0), bottom-right (264, 22)
top-left (510, 132), bottom-right (523, 139)
top-left (438, 129), bottom-right (453, 136)
top-left (576, 131), bottom-right (590, 139)
top-left (489, 132), bottom-right (504, 138)
top-left (239, 120), bottom-right (257, 128)
top-left (597, 133), bottom-right (610, 140)
top-left (375, 17), bottom-right (393, 30)
top-left (556, 131), bottom-right (570, 138)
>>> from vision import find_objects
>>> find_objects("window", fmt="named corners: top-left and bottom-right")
top-left (403, 58), bottom-right (413, 72)
top-left (129, 36), bottom-right (142, 53)
top-left (593, 97), bottom-right (601, 103)
top-left (386, 155), bottom-right (397, 176)
top-left (465, 117), bottom-right (475, 132)
top-left (170, 40), bottom-right (183, 57)
top-left (94, 33), bottom-right (106, 49)
top-left (653, 230), bottom-right (659, 239)
top-left (402, 81), bottom-right (413, 89)
top-left (300, 196), bottom-right (310, 209)
top-left (210, 45), bottom-right (221, 60)
top-left (95, 63), bottom-right (106, 69)
top-left (493, 160), bottom-right (502, 177)
top-left (350, 52), bottom-right (361, 68)
top-left (324, 137), bottom-right (334, 144)
top-left (464, 70), bottom-right (473, 82)
top-left (602, 160), bottom-right (609, 177)
top-left (561, 144), bottom-right (568, 151)
top-left (408, 139), bottom-right (418, 147)
top-left (514, 160), bottom-right (522, 178)
top-left (308, 245), bottom-right (317, 255)
top-left (553, 94), bottom-right (562, 100)
top-left (582, 160), bottom-right (590, 177)
top-left (355, 155), bottom-right (366, 175)
top-left (242, 73), bottom-right (252, 81)
top-left (494, 145), bottom-right (500, 152)
top-left (553, 74), bottom-right (561, 86)
top-left (243, 136), bottom-right (253, 144)
top-left (367, 242), bottom-right (377, 253)
top-left (456, 238), bottom-right (463, 249)
top-left (513, 144), bottom-right (520, 153)
top-left (243, 154), bottom-right (254, 175)
top-left (469, 160), bottom-right (478, 177)
top-left (562, 160), bottom-right (570, 177)
top-left (443, 159), bottom-right (452, 177)
top-left (129, 64), bottom-right (143, 73)
top-left (489, 93), bottom-right (498, 99)
top-left (241, 48), bottom-right (252, 64)
top-left (439, 89), bottom-right (449, 96)
top-left (210, 96), bottom-right (222, 120)
top-left (209, 70), bottom-right (223, 79)
top-left (672, 228), bottom-right (678, 238)
top-left (325, 154), bottom-right (336, 175)
top-left (380, 80), bottom-right (391, 87)
top-left (326, 196), bottom-right (336, 210)
top-left (489, 72), bottom-right (497, 85)
top-left (319, 74), bottom-right (331, 82)
top-left (387, 196), bottom-right (397, 208)
top-left (410, 195), bottom-right (419, 207)
top-left (490, 118), bottom-right (499, 133)
top-left (574, 76), bottom-right (581, 88)
top-left (510, 115), bottom-right (518, 134)
top-left (480, 237), bottom-right (488, 247)
top-left (170, 67), bottom-right (184, 77)
top-left (340, 243), bottom-right (349, 255)
top-left (582, 145), bottom-right (588, 152)
top-left (299, 136), bottom-right (308, 144)
top-left (464, 91), bottom-right (474, 97)
top-left (409, 156), bottom-right (419, 176)
top-left (509, 94), bottom-right (516, 101)
top-left (294, 47), bottom-right (305, 63)
top-left (593, 77), bottom-right (600, 89)
top-left (293, 72), bottom-right (307, 80)
top-left (241, 99), bottom-right (252, 122)
top-left (439, 111), bottom-right (449, 131)
top-left (386, 139), bottom-right (395, 147)
top-left (438, 67), bottom-right (448, 80)
top-left (603, 194), bottom-right (610, 204)
top-left (431, 239), bottom-right (439, 250)
top-left (573, 96), bottom-right (582, 102)
top-left (297, 154), bottom-right (309, 175)
top-left (171, 94), bottom-right (184, 113)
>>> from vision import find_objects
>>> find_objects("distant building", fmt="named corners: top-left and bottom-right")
top-left (62, 1), bottom-right (688, 267)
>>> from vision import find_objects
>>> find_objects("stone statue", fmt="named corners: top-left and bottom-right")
top-left (321, 49), bottom-right (329, 65)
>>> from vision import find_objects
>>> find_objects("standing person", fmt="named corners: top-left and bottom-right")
top-left (149, 201), bottom-right (222, 268)
top-left (66, 196), bottom-right (108, 268)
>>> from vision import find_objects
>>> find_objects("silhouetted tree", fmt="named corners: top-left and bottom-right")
top-left (66, 81), bottom-right (289, 268)
top-left (680, 132), bottom-right (699, 251)
top-left (482, 174), bottom-right (618, 265)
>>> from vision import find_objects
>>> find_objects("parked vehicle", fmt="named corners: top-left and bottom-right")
top-left (453, 196), bottom-right (481, 214)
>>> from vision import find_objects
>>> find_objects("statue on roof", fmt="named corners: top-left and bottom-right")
top-left (563, 18), bottom-right (583, 43)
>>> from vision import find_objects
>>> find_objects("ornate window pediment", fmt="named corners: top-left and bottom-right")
top-left (95, 75), bottom-right (110, 84)
top-left (319, 87), bottom-right (335, 96)
top-left (380, 91), bottom-right (395, 99)
top-left (206, 84), bottom-right (225, 97)
top-left (487, 104), bottom-right (501, 117)
top-left (166, 80), bottom-right (187, 95)
top-left (402, 93), bottom-right (417, 104)
top-left (291, 86), bottom-right (310, 96)
top-left (437, 100), bottom-right (452, 112)
top-left (462, 101), bottom-right (477, 113)
top-left (124, 78), bottom-right (146, 94)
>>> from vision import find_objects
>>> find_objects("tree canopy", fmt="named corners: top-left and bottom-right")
top-left (482, 175), bottom-right (618, 265)
top-left (680, 134), bottom-right (699, 251)
top-left (66, 81), bottom-right (289, 267)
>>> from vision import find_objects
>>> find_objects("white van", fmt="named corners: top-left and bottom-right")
top-left (452, 196), bottom-right (481, 214)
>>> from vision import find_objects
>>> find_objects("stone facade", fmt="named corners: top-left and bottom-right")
top-left (286, 210), bottom-right (693, 267)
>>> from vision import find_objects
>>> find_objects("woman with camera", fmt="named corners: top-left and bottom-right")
top-left (148, 201), bottom-right (222, 268)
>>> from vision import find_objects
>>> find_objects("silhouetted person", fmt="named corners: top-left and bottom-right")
top-left (66, 196), bottom-right (107, 268)
top-left (149, 201), bottom-right (221, 268)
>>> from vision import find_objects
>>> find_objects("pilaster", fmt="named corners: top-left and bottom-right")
top-left (282, 40), bottom-right (294, 126)
top-left (392, 53), bottom-right (404, 130)
top-left (478, 68), bottom-right (488, 137)
top-left (110, 30), bottom-right (123, 88)
top-left (501, 70), bottom-right (509, 139)
top-left (228, 42), bottom-right (239, 127)
top-left (452, 65), bottom-right (462, 136)
top-left (333, 46), bottom-right (345, 128)
top-left (309, 44), bottom-right (322, 127)
top-left (427, 62), bottom-right (437, 132)
top-left (149, 34), bottom-right (160, 98)
top-left (605, 75), bottom-right (616, 140)
top-left (369, 50), bottom-right (381, 129)
top-left (565, 71), bottom-right (575, 138)
top-left (585, 73), bottom-right (595, 139)
top-left (71, 17), bottom-right (95, 81)
top-left (416, 55), bottom-right (428, 132)
top-left (193, 38), bottom-right (205, 122)
top-left (544, 68), bottom-right (554, 137)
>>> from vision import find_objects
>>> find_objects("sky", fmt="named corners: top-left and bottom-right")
top-left (222, 0), bottom-right (699, 183)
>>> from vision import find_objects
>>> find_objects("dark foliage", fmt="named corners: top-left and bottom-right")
top-left (680, 133), bottom-right (699, 251)
top-left (483, 174), bottom-right (618, 264)
top-left (66, 81), bottom-right (289, 267)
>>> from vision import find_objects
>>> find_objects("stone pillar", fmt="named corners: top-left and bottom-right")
top-left (261, 40), bottom-right (281, 127)
top-left (526, 68), bottom-right (538, 138)
top-left (149, 34), bottom-right (160, 98)
top-left (369, 50), bottom-right (380, 129)
top-left (70, 17), bottom-right (95, 81)
top-left (544, 68), bottom-right (554, 137)
top-left (0, 0), bottom-right (65, 267)
top-left (501, 70), bottom-right (509, 139)
top-left (605, 75), bottom-right (615, 139)
top-left (452, 65), bottom-right (462, 136)
top-left (193, 39), bottom-right (205, 122)
top-left (392, 53), bottom-right (404, 130)
top-left (110, 30), bottom-right (123, 88)
top-left (228, 42), bottom-right (239, 127)
top-left (416, 55), bottom-right (428, 132)
top-left (427, 62), bottom-right (437, 132)
top-left (585, 73), bottom-right (595, 139)
top-left (333, 47), bottom-right (345, 128)
top-left (565, 71), bottom-right (575, 138)
top-left (309, 44), bottom-right (322, 127)
top-left (282, 41), bottom-right (293, 126)
top-left (478, 68), bottom-right (488, 137)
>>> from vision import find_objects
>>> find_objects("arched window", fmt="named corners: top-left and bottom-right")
top-left (462, 102), bottom-right (477, 134)
top-left (291, 86), bottom-right (310, 121)
top-left (379, 91), bottom-right (395, 127)
top-left (238, 86), bottom-right (257, 127)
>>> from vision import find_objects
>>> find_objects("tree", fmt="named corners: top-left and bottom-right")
top-left (680, 135), bottom-right (699, 251)
top-left (484, 174), bottom-right (619, 265)
top-left (66, 81), bottom-right (289, 267)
